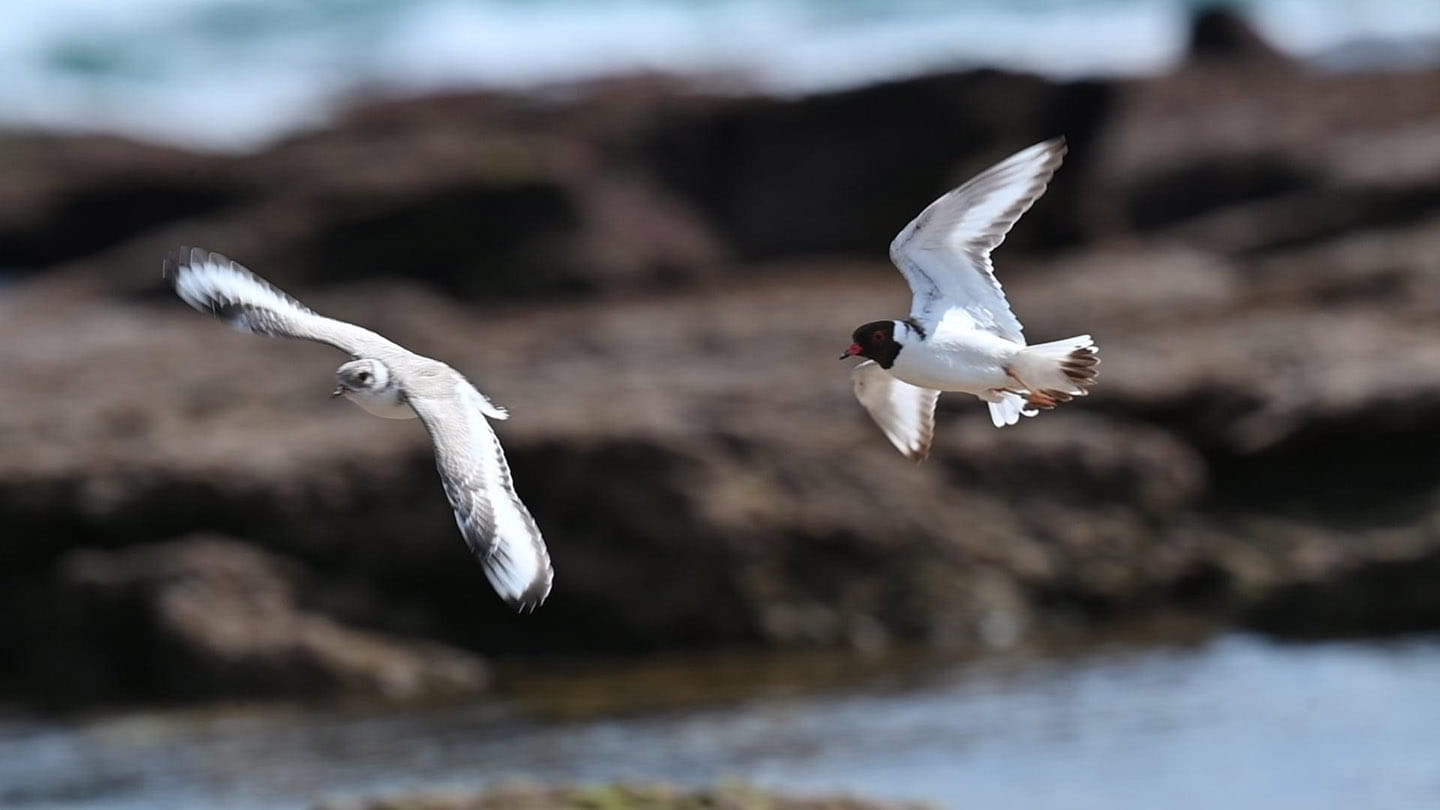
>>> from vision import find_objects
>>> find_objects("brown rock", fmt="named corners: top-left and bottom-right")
top-left (0, 133), bottom-right (242, 273)
top-left (642, 70), bottom-right (1114, 259)
top-left (1186, 7), bottom-right (1292, 66)
top-left (10, 62), bottom-right (1440, 707)
top-left (29, 536), bottom-right (488, 704)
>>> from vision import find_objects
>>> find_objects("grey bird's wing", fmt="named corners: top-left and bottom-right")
top-left (407, 373), bottom-right (554, 611)
top-left (169, 246), bottom-right (549, 610)
top-left (852, 360), bottom-right (941, 461)
top-left (888, 138), bottom-right (1066, 341)
top-left (166, 247), bottom-right (406, 359)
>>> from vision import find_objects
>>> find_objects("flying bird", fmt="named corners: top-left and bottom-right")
top-left (166, 248), bottom-right (552, 611)
top-left (842, 138), bottom-right (1099, 460)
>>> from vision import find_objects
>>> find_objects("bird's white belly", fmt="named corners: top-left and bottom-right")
top-left (890, 333), bottom-right (1022, 393)
top-left (344, 390), bottom-right (417, 420)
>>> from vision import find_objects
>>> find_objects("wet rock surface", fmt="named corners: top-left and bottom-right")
top-left (17, 536), bottom-right (488, 705)
top-left (5, 59), bottom-right (1440, 705)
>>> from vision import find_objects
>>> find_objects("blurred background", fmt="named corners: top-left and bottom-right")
top-left (4, 1), bottom-right (1440, 808)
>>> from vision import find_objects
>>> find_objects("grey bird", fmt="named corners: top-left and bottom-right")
top-left (166, 248), bottom-right (552, 611)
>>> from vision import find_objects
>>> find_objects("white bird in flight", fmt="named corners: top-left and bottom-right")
top-left (166, 248), bottom-right (553, 611)
top-left (841, 138), bottom-right (1099, 460)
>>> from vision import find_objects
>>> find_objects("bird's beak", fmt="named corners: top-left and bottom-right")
top-left (840, 343), bottom-right (862, 360)
top-left (331, 386), bottom-right (345, 399)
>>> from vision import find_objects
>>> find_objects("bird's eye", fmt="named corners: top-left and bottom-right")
top-left (872, 330), bottom-right (886, 343)
top-left (357, 371), bottom-right (372, 384)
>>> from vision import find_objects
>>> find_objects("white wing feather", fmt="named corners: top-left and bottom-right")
top-left (411, 381), bottom-right (553, 611)
top-left (852, 360), bottom-right (941, 461)
top-left (166, 247), bottom-right (405, 359)
top-left (889, 138), bottom-right (1066, 342)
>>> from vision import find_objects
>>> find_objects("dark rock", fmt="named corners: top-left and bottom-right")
top-left (1187, 7), bottom-right (1291, 65)
top-left (0, 134), bottom-right (244, 274)
top-left (1098, 68), bottom-right (1440, 248)
top-left (1244, 546), bottom-right (1440, 638)
top-left (303, 180), bottom-right (589, 298)
top-left (19, 536), bottom-right (488, 705)
top-left (10, 62), bottom-right (1440, 706)
top-left (1124, 155), bottom-right (1317, 232)
top-left (642, 71), bottom-right (1116, 260)
top-left (0, 274), bottom-right (1178, 666)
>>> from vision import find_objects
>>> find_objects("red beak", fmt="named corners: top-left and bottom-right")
top-left (840, 343), bottom-right (862, 360)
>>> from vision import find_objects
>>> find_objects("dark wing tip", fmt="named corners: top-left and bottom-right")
top-left (907, 436), bottom-right (934, 464)
top-left (1034, 135), bottom-right (1067, 160)
top-left (161, 245), bottom-right (190, 284)
top-left (1048, 136), bottom-right (1068, 166)
top-left (1031, 136), bottom-right (1068, 177)
top-left (163, 247), bottom-right (318, 326)
top-left (161, 245), bottom-right (215, 274)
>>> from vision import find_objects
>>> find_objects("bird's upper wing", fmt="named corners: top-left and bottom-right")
top-left (408, 376), bottom-right (553, 611)
top-left (888, 138), bottom-right (1066, 342)
top-left (167, 247), bottom-right (405, 359)
top-left (852, 360), bottom-right (941, 461)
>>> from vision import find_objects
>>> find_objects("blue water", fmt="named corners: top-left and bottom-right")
top-left (2, 634), bottom-right (1439, 810)
top-left (1, 0), bottom-right (1438, 150)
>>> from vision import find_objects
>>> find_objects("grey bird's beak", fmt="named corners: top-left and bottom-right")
top-left (331, 386), bottom-right (345, 399)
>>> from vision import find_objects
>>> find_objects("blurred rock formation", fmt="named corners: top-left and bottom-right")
top-left (5, 45), bottom-right (1440, 704)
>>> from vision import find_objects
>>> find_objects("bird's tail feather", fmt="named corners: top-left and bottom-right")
top-left (983, 391), bottom-right (1038, 428)
top-left (1010, 335), bottom-right (1099, 410)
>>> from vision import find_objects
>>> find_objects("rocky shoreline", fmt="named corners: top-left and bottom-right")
top-left (5, 17), bottom-right (1440, 705)
top-left (314, 783), bottom-right (931, 810)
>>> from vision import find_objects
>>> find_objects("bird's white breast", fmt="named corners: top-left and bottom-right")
top-left (890, 328), bottom-right (1023, 394)
top-left (343, 388), bottom-right (417, 419)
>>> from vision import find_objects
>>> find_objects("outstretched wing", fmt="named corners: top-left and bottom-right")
top-left (889, 138), bottom-right (1066, 342)
top-left (852, 360), bottom-right (941, 461)
top-left (166, 247), bottom-right (405, 359)
top-left (409, 379), bottom-right (553, 611)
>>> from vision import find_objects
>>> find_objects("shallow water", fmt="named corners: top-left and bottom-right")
top-left (3, 633), bottom-right (1440, 810)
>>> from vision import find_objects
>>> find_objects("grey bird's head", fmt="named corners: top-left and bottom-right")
top-left (333, 358), bottom-right (391, 398)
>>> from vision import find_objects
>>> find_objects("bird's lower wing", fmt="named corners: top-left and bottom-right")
top-left (411, 380), bottom-right (552, 611)
top-left (851, 360), bottom-right (941, 461)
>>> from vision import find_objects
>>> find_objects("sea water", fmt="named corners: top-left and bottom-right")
top-left (2, 633), bottom-right (1439, 810)
top-left (0, 0), bottom-right (1438, 150)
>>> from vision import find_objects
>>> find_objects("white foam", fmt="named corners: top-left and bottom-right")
top-left (2, 0), bottom-right (1437, 151)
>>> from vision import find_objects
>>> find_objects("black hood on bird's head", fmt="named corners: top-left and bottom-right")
top-left (848, 320), bottom-right (903, 369)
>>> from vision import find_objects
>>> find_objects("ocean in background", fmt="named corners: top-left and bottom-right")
top-left (1, 0), bottom-right (1438, 151)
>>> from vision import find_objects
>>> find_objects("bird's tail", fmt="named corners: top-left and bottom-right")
top-left (1010, 335), bottom-right (1099, 410)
